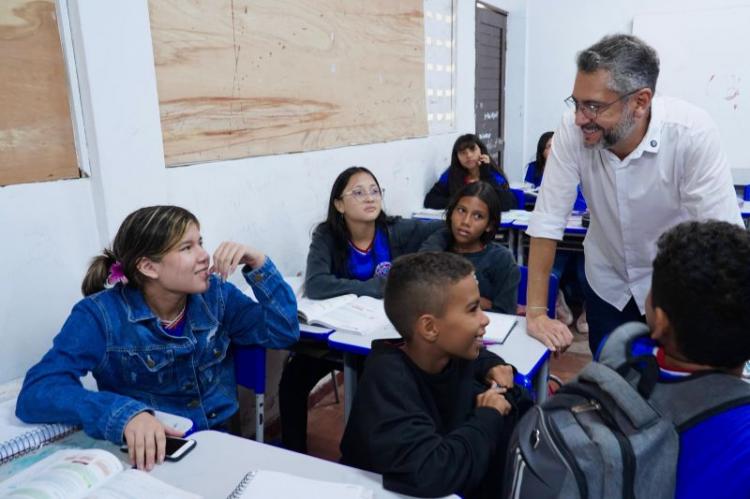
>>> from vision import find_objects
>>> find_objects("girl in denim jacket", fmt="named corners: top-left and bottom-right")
top-left (16, 205), bottom-right (299, 471)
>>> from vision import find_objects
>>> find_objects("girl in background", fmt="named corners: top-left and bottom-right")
top-left (424, 133), bottom-right (516, 212)
top-left (421, 181), bottom-right (520, 314)
top-left (281, 166), bottom-right (441, 453)
top-left (526, 131), bottom-right (588, 333)
top-left (17, 205), bottom-right (299, 471)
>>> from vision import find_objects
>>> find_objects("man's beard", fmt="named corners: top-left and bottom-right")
top-left (582, 106), bottom-right (637, 150)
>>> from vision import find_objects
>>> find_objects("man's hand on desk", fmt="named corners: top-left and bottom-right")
top-left (526, 314), bottom-right (573, 355)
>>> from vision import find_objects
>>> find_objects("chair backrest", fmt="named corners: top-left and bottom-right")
top-left (509, 188), bottom-right (526, 210)
top-left (743, 184), bottom-right (750, 201)
top-left (233, 345), bottom-right (266, 394)
top-left (517, 265), bottom-right (558, 319)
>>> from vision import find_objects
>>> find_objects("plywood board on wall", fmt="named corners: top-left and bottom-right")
top-left (149, 0), bottom-right (427, 166)
top-left (0, 0), bottom-right (78, 186)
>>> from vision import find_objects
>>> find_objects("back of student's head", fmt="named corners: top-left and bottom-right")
top-left (384, 252), bottom-right (474, 341)
top-left (445, 181), bottom-right (500, 245)
top-left (651, 220), bottom-right (750, 369)
top-left (321, 166), bottom-right (388, 276)
top-left (82, 205), bottom-right (199, 296)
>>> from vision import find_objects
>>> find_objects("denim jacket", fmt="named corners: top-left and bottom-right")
top-left (16, 257), bottom-right (299, 444)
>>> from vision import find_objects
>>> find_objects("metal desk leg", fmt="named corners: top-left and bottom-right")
top-left (254, 393), bottom-right (264, 443)
top-left (508, 229), bottom-right (516, 259)
top-left (534, 357), bottom-right (550, 403)
top-left (517, 230), bottom-right (525, 266)
top-left (343, 352), bottom-right (358, 423)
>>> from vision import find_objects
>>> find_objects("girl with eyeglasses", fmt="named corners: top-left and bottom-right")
top-left (424, 134), bottom-right (516, 212)
top-left (279, 166), bottom-right (442, 454)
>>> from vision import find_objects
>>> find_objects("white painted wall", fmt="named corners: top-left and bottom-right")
top-left (523, 0), bottom-right (750, 175)
top-left (0, 0), bottom-right (530, 383)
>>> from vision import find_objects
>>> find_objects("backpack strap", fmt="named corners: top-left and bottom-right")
top-left (649, 372), bottom-right (750, 431)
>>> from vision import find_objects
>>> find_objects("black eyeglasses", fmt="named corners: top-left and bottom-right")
top-left (564, 88), bottom-right (642, 119)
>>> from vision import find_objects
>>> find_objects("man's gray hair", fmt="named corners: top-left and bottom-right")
top-left (577, 34), bottom-right (660, 94)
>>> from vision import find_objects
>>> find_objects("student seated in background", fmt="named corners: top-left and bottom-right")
top-left (420, 181), bottom-right (520, 314)
top-left (16, 205), bottom-right (299, 471)
top-left (526, 130), bottom-right (589, 332)
top-left (279, 166), bottom-right (442, 454)
top-left (424, 133), bottom-right (516, 212)
top-left (635, 220), bottom-right (750, 497)
top-left (341, 252), bottom-right (530, 499)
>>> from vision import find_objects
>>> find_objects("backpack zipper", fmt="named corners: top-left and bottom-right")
top-left (540, 408), bottom-right (589, 499)
top-left (592, 401), bottom-right (636, 499)
top-left (561, 386), bottom-right (638, 499)
top-left (509, 448), bottom-right (526, 499)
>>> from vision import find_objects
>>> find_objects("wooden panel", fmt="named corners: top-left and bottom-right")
top-left (0, 0), bottom-right (78, 186)
top-left (149, 0), bottom-right (427, 166)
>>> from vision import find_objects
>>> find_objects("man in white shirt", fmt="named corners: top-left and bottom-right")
top-left (526, 34), bottom-right (743, 355)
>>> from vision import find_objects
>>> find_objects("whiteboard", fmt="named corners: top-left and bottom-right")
top-left (633, 6), bottom-right (750, 178)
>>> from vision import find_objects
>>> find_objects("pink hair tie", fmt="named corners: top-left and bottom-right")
top-left (106, 261), bottom-right (129, 288)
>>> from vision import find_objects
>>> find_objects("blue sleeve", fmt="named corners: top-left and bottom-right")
top-left (424, 169), bottom-right (452, 209)
top-left (492, 170), bottom-right (509, 187)
top-left (16, 299), bottom-right (152, 444)
top-left (524, 162), bottom-right (538, 186)
top-left (224, 257), bottom-right (300, 349)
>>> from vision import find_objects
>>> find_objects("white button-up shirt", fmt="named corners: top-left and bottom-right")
top-left (528, 96), bottom-right (743, 313)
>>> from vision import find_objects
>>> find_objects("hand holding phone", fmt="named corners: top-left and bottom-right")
top-left (122, 412), bottom-right (187, 471)
top-left (121, 436), bottom-right (196, 462)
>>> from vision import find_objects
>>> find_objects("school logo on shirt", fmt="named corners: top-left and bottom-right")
top-left (374, 261), bottom-right (392, 278)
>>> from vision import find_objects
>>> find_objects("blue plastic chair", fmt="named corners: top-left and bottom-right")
top-left (233, 345), bottom-right (266, 442)
top-left (510, 188), bottom-right (526, 210)
top-left (743, 185), bottom-right (750, 201)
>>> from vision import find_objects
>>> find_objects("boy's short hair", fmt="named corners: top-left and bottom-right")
top-left (651, 220), bottom-right (750, 369)
top-left (384, 252), bottom-right (475, 341)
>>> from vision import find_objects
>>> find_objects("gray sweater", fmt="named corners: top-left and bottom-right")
top-left (304, 217), bottom-right (443, 299)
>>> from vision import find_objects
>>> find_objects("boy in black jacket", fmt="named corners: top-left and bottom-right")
top-left (340, 252), bottom-right (528, 498)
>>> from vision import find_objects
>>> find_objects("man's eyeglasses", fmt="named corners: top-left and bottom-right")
top-left (564, 88), bottom-right (642, 119)
top-left (341, 187), bottom-right (384, 202)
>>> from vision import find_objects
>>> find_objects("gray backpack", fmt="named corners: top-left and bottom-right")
top-left (503, 322), bottom-right (750, 499)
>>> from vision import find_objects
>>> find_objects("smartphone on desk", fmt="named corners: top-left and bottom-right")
top-left (120, 436), bottom-right (197, 462)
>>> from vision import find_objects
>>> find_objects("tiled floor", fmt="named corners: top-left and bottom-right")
top-left (305, 324), bottom-right (592, 462)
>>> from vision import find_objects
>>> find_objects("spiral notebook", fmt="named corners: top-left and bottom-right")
top-left (0, 397), bottom-right (78, 465)
top-left (227, 470), bottom-right (374, 499)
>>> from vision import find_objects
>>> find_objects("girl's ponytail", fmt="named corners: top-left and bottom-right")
top-left (81, 249), bottom-right (117, 296)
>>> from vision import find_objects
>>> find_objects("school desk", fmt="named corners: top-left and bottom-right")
top-left (0, 430), bottom-right (454, 498)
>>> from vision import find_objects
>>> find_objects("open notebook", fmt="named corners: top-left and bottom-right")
top-left (0, 448), bottom-right (199, 498)
top-left (0, 397), bottom-right (78, 465)
top-left (483, 312), bottom-right (518, 345)
top-left (296, 295), bottom-right (395, 336)
top-left (227, 470), bottom-right (373, 499)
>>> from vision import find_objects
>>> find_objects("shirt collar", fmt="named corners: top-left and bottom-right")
top-left (120, 281), bottom-right (219, 332)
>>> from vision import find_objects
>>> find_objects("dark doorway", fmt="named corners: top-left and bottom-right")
top-left (475, 3), bottom-right (507, 167)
